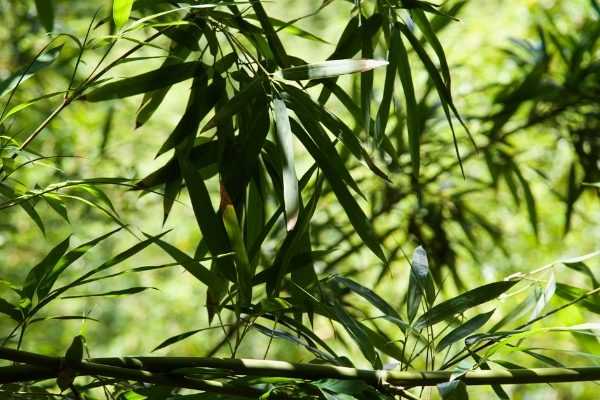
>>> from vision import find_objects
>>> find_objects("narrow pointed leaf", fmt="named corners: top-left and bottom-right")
top-left (290, 119), bottom-right (385, 261)
top-left (437, 310), bottom-right (494, 352)
top-left (83, 62), bottom-right (201, 102)
top-left (281, 59), bottom-right (387, 81)
top-left (34, 0), bottom-right (55, 32)
top-left (272, 98), bottom-right (299, 231)
top-left (113, 0), bottom-right (134, 28)
top-left (394, 24), bottom-right (420, 178)
top-left (415, 280), bottom-right (518, 330)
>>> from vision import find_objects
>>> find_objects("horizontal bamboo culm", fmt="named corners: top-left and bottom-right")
top-left (1, 346), bottom-right (600, 397)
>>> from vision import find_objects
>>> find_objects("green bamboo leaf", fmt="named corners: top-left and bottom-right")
top-left (34, 0), bottom-right (54, 32)
top-left (0, 183), bottom-right (46, 234)
top-left (113, 0), bottom-right (134, 28)
top-left (530, 273), bottom-right (556, 321)
top-left (83, 62), bottom-right (201, 102)
top-left (61, 286), bottom-right (156, 299)
top-left (562, 261), bottom-right (598, 289)
top-left (411, 9), bottom-right (451, 90)
top-left (375, 26), bottom-right (400, 144)
top-left (512, 164), bottom-right (538, 239)
top-left (272, 98), bottom-right (299, 231)
top-left (284, 89), bottom-right (363, 197)
top-left (361, 17), bottom-right (375, 139)
top-left (397, 22), bottom-right (473, 174)
top-left (177, 149), bottom-right (236, 283)
top-left (135, 46), bottom-right (191, 128)
top-left (35, 228), bottom-right (122, 300)
top-left (201, 78), bottom-right (262, 132)
top-left (251, 1), bottom-right (289, 67)
top-left (280, 59), bottom-right (388, 81)
top-left (43, 194), bottom-right (69, 222)
top-left (253, 324), bottom-right (336, 362)
top-left (413, 246), bottom-right (436, 304)
top-left (438, 380), bottom-right (469, 400)
top-left (223, 205), bottom-right (253, 305)
top-left (394, 24), bottom-right (420, 178)
top-left (328, 301), bottom-right (381, 368)
top-left (471, 354), bottom-right (509, 400)
top-left (48, 232), bottom-right (169, 304)
top-left (0, 297), bottom-right (23, 322)
top-left (290, 119), bottom-right (385, 261)
top-left (415, 280), bottom-right (518, 330)
top-left (248, 15), bottom-right (330, 44)
top-left (152, 238), bottom-right (226, 291)
top-left (156, 68), bottom-right (209, 156)
top-left (22, 236), bottom-right (71, 301)
top-left (555, 283), bottom-right (600, 314)
top-left (437, 311), bottom-right (494, 352)
top-left (407, 246), bottom-right (435, 321)
top-left (332, 276), bottom-right (403, 321)
top-left (564, 162), bottom-right (579, 235)
top-left (153, 326), bottom-right (225, 352)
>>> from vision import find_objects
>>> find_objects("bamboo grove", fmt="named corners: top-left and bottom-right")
top-left (0, 1), bottom-right (599, 399)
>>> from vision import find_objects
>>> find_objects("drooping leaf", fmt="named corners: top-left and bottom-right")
top-left (222, 205), bottom-right (253, 305)
top-left (83, 62), bottom-right (202, 102)
top-left (22, 236), bottom-right (72, 301)
top-left (289, 119), bottom-right (385, 261)
top-left (437, 311), bottom-right (494, 352)
top-left (0, 297), bottom-right (23, 322)
top-left (272, 97), bottom-right (299, 231)
top-left (34, 0), bottom-right (55, 32)
top-left (415, 280), bottom-right (518, 330)
top-left (61, 286), bottom-right (156, 299)
top-left (332, 276), bottom-right (403, 322)
top-left (394, 23), bottom-right (420, 178)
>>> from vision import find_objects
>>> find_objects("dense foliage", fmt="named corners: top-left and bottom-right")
top-left (0, 0), bottom-right (599, 399)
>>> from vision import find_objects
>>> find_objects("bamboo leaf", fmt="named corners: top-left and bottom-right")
top-left (177, 150), bottom-right (236, 283)
top-left (61, 286), bottom-right (156, 299)
top-left (36, 229), bottom-right (122, 301)
top-left (397, 22), bottom-right (472, 174)
top-left (272, 98), bottom-right (299, 231)
top-left (290, 119), bottom-right (385, 261)
top-left (332, 276), bottom-right (403, 322)
top-left (22, 236), bottom-right (71, 301)
top-left (437, 311), bottom-right (494, 352)
top-left (152, 238), bottom-right (226, 291)
top-left (34, 0), bottom-right (55, 32)
top-left (222, 205), bottom-right (252, 305)
top-left (415, 280), bottom-right (518, 330)
top-left (113, 0), bottom-right (134, 28)
top-left (512, 164), bottom-right (538, 239)
top-left (0, 298), bottom-right (23, 322)
top-left (83, 62), bottom-right (202, 102)
top-left (375, 26), bottom-right (400, 144)
top-left (280, 59), bottom-right (388, 81)
top-left (153, 326), bottom-right (224, 352)
top-left (411, 9), bottom-right (451, 90)
top-left (438, 380), bottom-right (469, 400)
top-left (394, 24), bottom-right (420, 178)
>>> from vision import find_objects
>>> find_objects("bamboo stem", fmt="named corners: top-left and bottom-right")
top-left (1, 347), bottom-right (600, 390)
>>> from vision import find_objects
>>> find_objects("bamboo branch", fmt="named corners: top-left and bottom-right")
top-left (1, 347), bottom-right (600, 391)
